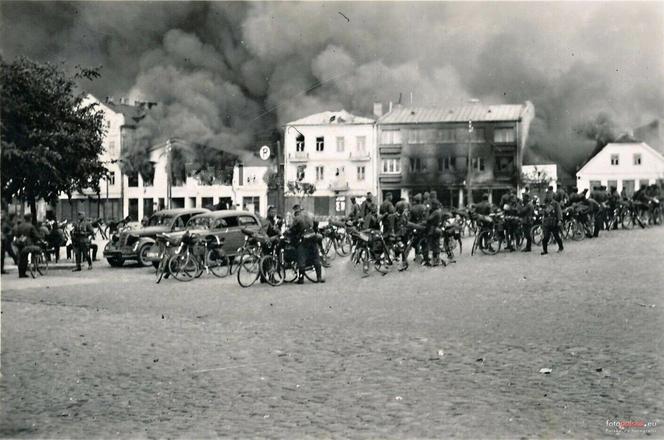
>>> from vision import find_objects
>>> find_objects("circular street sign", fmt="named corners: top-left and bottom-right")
top-left (259, 145), bottom-right (271, 160)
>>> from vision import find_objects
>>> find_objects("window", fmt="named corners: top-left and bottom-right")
top-left (127, 172), bottom-right (139, 187)
top-left (356, 136), bottom-right (366, 152)
top-left (237, 164), bottom-right (244, 186)
top-left (107, 171), bottom-right (116, 186)
top-left (296, 134), bottom-right (305, 152)
top-left (335, 167), bottom-right (345, 176)
top-left (470, 128), bottom-right (485, 143)
top-left (241, 198), bottom-right (260, 215)
top-left (437, 157), bottom-right (451, 172)
top-left (336, 137), bottom-right (345, 152)
top-left (409, 158), bottom-right (426, 172)
top-left (380, 129), bottom-right (402, 145)
top-left (639, 179), bottom-right (649, 189)
top-left (589, 180), bottom-right (602, 190)
top-left (471, 157), bottom-right (485, 172)
top-left (496, 156), bottom-right (514, 173)
top-left (108, 140), bottom-right (116, 154)
top-left (316, 136), bottom-right (324, 152)
top-left (494, 128), bottom-right (516, 143)
top-left (296, 165), bottom-right (306, 181)
top-left (610, 154), bottom-right (619, 166)
top-left (437, 128), bottom-right (455, 143)
top-left (634, 153), bottom-right (642, 165)
top-left (315, 166), bottom-right (324, 181)
top-left (408, 129), bottom-right (435, 144)
top-left (357, 166), bottom-right (366, 181)
top-left (381, 158), bottom-right (401, 174)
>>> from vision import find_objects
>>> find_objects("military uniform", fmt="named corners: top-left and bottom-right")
top-left (348, 202), bottom-right (361, 223)
top-left (518, 198), bottom-right (534, 252)
top-left (71, 216), bottom-right (94, 270)
top-left (12, 219), bottom-right (40, 277)
top-left (541, 199), bottom-right (563, 254)
top-left (290, 209), bottom-right (322, 283)
top-left (474, 200), bottom-right (493, 216)
top-left (379, 197), bottom-right (395, 236)
top-left (425, 200), bottom-right (444, 265)
top-left (265, 214), bottom-right (282, 238)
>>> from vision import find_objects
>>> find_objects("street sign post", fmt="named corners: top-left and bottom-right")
top-left (259, 145), bottom-right (271, 160)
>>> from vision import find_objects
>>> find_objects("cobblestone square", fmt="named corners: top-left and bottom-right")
top-left (1, 227), bottom-right (663, 438)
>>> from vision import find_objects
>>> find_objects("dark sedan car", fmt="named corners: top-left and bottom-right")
top-left (103, 208), bottom-right (209, 267)
top-left (145, 210), bottom-right (263, 264)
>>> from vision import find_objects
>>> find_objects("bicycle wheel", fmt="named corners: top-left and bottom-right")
top-left (282, 260), bottom-right (299, 283)
top-left (321, 236), bottom-right (337, 262)
top-left (480, 231), bottom-right (500, 255)
top-left (336, 234), bottom-right (352, 256)
top-left (531, 225), bottom-right (543, 246)
top-left (35, 252), bottom-right (48, 276)
top-left (237, 252), bottom-right (260, 287)
top-left (571, 220), bottom-right (585, 241)
top-left (169, 253), bottom-right (199, 282)
top-left (155, 254), bottom-right (169, 283)
top-left (206, 248), bottom-right (231, 278)
top-left (303, 264), bottom-right (324, 282)
top-left (260, 255), bottom-right (284, 286)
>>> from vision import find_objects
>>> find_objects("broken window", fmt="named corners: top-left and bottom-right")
top-left (296, 165), bottom-right (306, 181)
top-left (296, 134), bottom-right (305, 152)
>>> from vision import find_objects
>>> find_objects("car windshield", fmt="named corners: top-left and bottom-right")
top-left (148, 214), bottom-right (174, 227)
top-left (187, 216), bottom-right (211, 229)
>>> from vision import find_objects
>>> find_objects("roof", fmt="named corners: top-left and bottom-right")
top-left (286, 110), bottom-right (374, 126)
top-left (105, 101), bottom-right (148, 125)
top-left (378, 103), bottom-right (529, 124)
top-left (153, 208), bottom-right (210, 216)
top-left (577, 142), bottom-right (664, 175)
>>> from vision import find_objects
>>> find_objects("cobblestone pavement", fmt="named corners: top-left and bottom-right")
top-left (1, 227), bottom-right (663, 438)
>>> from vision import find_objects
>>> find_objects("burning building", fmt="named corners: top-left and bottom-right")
top-left (376, 101), bottom-right (535, 206)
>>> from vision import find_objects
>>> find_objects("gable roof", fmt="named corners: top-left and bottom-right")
top-left (379, 103), bottom-right (530, 124)
top-left (577, 142), bottom-right (664, 175)
top-left (286, 110), bottom-right (374, 126)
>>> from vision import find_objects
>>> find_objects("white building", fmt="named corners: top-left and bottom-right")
top-left (283, 110), bottom-right (377, 216)
top-left (576, 142), bottom-right (664, 195)
top-left (57, 95), bottom-right (270, 221)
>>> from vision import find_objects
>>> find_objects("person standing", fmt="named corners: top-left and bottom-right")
top-left (71, 211), bottom-right (94, 271)
top-left (518, 193), bottom-right (534, 252)
top-left (541, 196), bottom-right (564, 255)
top-left (12, 214), bottom-right (41, 278)
top-left (348, 197), bottom-right (361, 224)
top-left (264, 205), bottom-right (282, 238)
top-left (379, 192), bottom-right (395, 236)
top-left (290, 205), bottom-right (323, 284)
top-left (425, 198), bottom-right (444, 266)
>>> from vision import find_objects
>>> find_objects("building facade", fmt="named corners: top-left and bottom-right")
top-left (376, 102), bottom-right (535, 207)
top-left (283, 110), bottom-right (377, 216)
top-left (576, 142), bottom-right (664, 195)
top-left (57, 95), bottom-right (271, 221)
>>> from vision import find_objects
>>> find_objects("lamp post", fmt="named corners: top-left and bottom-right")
top-left (466, 120), bottom-right (474, 205)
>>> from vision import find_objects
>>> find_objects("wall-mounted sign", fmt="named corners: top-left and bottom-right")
top-left (259, 145), bottom-right (271, 160)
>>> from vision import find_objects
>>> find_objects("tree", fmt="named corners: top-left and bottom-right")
top-left (1, 57), bottom-right (107, 221)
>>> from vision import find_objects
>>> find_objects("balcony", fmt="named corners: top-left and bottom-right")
top-left (328, 181), bottom-right (350, 192)
top-left (349, 152), bottom-right (371, 161)
top-left (379, 145), bottom-right (402, 155)
top-left (379, 173), bottom-right (402, 184)
top-left (288, 151), bottom-right (309, 162)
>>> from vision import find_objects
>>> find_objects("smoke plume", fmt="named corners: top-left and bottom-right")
top-left (1, 2), bottom-right (662, 174)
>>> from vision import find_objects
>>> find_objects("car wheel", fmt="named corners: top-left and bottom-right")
top-left (137, 244), bottom-right (152, 267)
top-left (107, 257), bottom-right (124, 267)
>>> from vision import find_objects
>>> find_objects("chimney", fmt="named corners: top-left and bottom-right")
top-left (373, 102), bottom-right (383, 118)
top-left (389, 101), bottom-right (393, 112)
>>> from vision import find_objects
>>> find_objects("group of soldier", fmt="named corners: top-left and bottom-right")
top-left (1, 210), bottom-right (96, 277)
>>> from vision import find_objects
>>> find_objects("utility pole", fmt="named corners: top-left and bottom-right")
top-left (166, 139), bottom-right (172, 209)
top-left (276, 139), bottom-right (284, 216)
top-left (466, 120), bottom-right (474, 205)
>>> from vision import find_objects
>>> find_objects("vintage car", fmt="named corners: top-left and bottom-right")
top-left (103, 208), bottom-right (209, 267)
top-left (144, 210), bottom-right (263, 264)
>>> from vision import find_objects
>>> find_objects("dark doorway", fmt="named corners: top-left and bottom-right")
top-left (382, 189), bottom-right (401, 202)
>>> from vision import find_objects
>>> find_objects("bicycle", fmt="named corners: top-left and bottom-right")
top-left (27, 240), bottom-right (49, 278)
top-left (168, 232), bottom-right (230, 282)
top-left (470, 213), bottom-right (502, 256)
top-left (259, 235), bottom-right (300, 286)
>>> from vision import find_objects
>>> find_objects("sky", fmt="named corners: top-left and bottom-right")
top-left (1, 1), bottom-right (663, 171)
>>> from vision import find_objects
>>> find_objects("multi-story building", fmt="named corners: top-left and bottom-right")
top-left (576, 142), bottom-right (664, 195)
top-left (375, 101), bottom-right (535, 207)
top-left (57, 95), bottom-right (271, 221)
top-left (283, 110), bottom-right (377, 216)
top-left (56, 94), bottom-right (152, 220)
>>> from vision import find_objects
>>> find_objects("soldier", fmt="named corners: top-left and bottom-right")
top-left (474, 193), bottom-right (493, 216)
top-left (541, 195), bottom-right (564, 255)
top-left (556, 186), bottom-right (569, 206)
top-left (425, 198), bottom-right (444, 266)
top-left (264, 205), bottom-right (282, 238)
top-left (348, 197), bottom-right (361, 223)
top-left (584, 196), bottom-right (603, 238)
top-left (290, 204), bottom-right (323, 284)
top-left (569, 188), bottom-right (588, 204)
top-left (1, 209), bottom-right (18, 274)
top-left (422, 192), bottom-right (431, 214)
top-left (409, 194), bottom-right (428, 263)
top-left (71, 211), bottom-right (94, 271)
top-left (518, 193), bottom-right (534, 252)
top-left (12, 214), bottom-right (41, 278)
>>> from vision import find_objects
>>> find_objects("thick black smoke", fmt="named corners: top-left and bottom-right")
top-left (1, 2), bottom-right (662, 173)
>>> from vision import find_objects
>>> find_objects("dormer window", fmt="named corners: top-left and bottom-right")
top-left (611, 154), bottom-right (619, 166)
